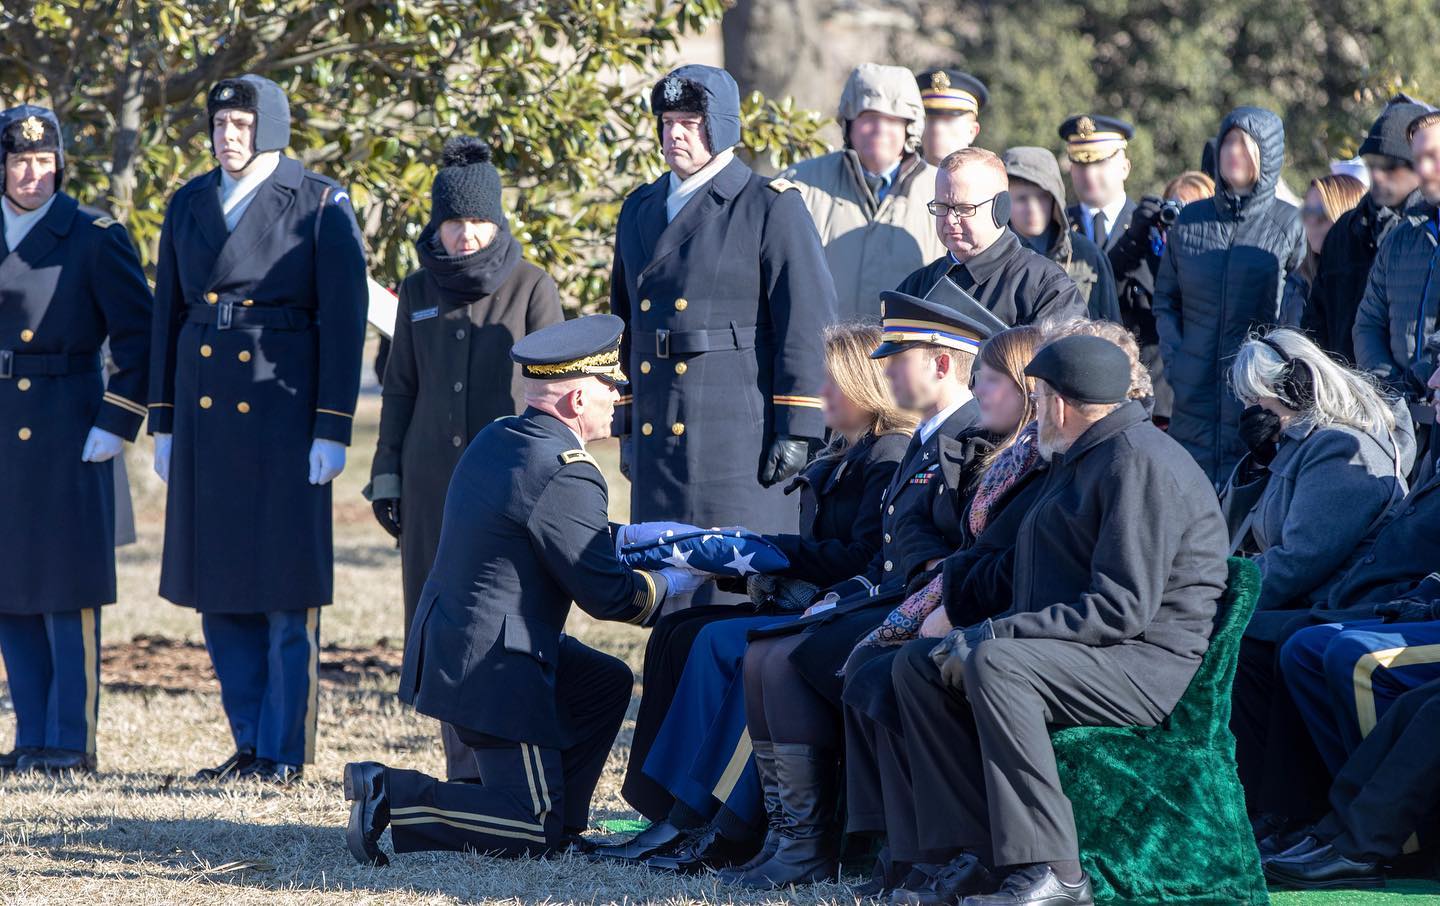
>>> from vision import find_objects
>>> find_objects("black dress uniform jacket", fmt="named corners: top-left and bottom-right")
top-left (895, 229), bottom-right (1086, 328)
top-left (398, 409), bottom-right (675, 749)
top-left (370, 228), bottom-right (563, 628)
top-left (995, 400), bottom-right (1230, 713)
top-left (148, 155), bottom-right (368, 613)
top-left (0, 193), bottom-right (151, 613)
top-left (749, 402), bottom-right (989, 703)
top-left (610, 156), bottom-right (837, 537)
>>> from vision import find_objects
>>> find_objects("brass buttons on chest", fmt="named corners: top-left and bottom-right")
top-left (674, 298), bottom-right (688, 311)
top-left (16, 378), bottom-right (31, 391)
top-left (200, 344), bottom-right (213, 357)
top-left (884, 560), bottom-right (894, 571)
top-left (674, 362), bottom-right (688, 375)
top-left (242, 299), bottom-right (254, 307)
top-left (236, 401), bottom-right (251, 414)
top-left (17, 427), bottom-right (32, 440)
top-left (671, 422), bottom-right (685, 436)
top-left (19, 329), bottom-right (33, 343)
top-left (199, 396), bottom-right (213, 409)
top-left (640, 361), bottom-right (651, 375)
top-left (238, 350), bottom-right (252, 363)
top-left (641, 423), bottom-right (654, 436)
top-left (205, 292), bottom-right (218, 304)
top-left (640, 299), bottom-right (652, 312)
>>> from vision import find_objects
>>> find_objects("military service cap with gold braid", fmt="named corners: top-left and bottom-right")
top-left (511, 313), bottom-right (629, 386)
top-left (1059, 113), bottom-right (1134, 164)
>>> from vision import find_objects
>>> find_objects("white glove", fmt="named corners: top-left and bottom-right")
top-left (81, 426), bottom-right (124, 463)
top-left (615, 520), bottom-right (706, 555)
top-left (153, 433), bottom-right (173, 483)
top-left (308, 438), bottom-right (346, 485)
top-left (659, 566), bottom-right (709, 602)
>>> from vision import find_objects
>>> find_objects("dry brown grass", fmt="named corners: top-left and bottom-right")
top-left (0, 393), bottom-right (864, 905)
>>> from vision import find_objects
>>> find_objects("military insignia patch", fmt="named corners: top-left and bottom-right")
top-left (663, 77), bottom-right (683, 104)
top-left (218, 86), bottom-right (235, 101)
top-left (930, 71), bottom-right (951, 91)
top-left (332, 190), bottom-right (350, 206)
top-left (767, 178), bottom-right (798, 193)
top-left (92, 216), bottom-right (118, 229)
top-left (20, 116), bottom-right (45, 143)
top-left (559, 449), bottom-right (599, 468)
top-left (1076, 116), bottom-right (1096, 136)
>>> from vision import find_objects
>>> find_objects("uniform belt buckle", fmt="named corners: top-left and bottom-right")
top-left (217, 299), bottom-right (234, 330)
top-left (655, 329), bottom-right (670, 359)
top-left (0, 349), bottom-right (11, 380)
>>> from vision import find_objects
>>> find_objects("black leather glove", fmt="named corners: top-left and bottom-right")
top-left (371, 498), bottom-right (401, 539)
top-left (1374, 573), bottom-right (1440, 623)
top-left (1239, 405), bottom-right (1283, 467)
top-left (931, 618), bottom-right (996, 688)
top-left (619, 436), bottom-right (633, 481)
top-left (758, 435), bottom-right (809, 487)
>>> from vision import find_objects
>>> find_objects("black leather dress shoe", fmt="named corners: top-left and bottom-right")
top-left (194, 749), bottom-right (256, 781)
top-left (644, 825), bottom-right (759, 873)
top-left (892, 855), bottom-right (993, 905)
top-left (1263, 844), bottom-right (1384, 889)
top-left (343, 761), bottom-right (391, 866)
top-left (590, 819), bottom-right (687, 862)
top-left (0, 747), bottom-right (43, 773)
top-left (1258, 825), bottom-right (1318, 860)
top-left (962, 864), bottom-right (1093, 905)
top-left (853, 851), bottom-right (913, 899)
top-left (1261, 834), bottom-right (1321, 864)
top-left (242, 760), bottom-right (303, 786)
top-left (16, 749), bottom-right (96, 775)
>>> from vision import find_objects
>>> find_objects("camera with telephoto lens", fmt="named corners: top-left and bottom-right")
top-left (1157, 199), bottom-right (1184, 227)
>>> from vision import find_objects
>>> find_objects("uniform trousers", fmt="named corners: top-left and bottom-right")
top-left (387, 636), bottom-right (631, 855)
top-left (201, 608), bottom-right (321, 766)
top-left (892, 637), bottom-right (1166, 866)
top-left (1311, 678), bottom-right (1440, 860)
top-left (0, 608), bottom-right (102, 754)
top-left (1280, 619), bottom-right (1440, 775)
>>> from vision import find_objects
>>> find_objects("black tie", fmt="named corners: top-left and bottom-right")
top-left (1093, 210), bottom-right (1108, 248)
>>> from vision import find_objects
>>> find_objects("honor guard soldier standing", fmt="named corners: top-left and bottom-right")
top-left (915, 68), bottom-right (988, 167)
top-left (611, 65), bottom-right (838, 603)
top-left (0, 105), bottom-right (152, 775)
top-left (1058, 115), bottom-right (1137, 255)
top-left (343, 315), bottom-right (703, 864)
top-left (148, 75), bottom-right (369, 784)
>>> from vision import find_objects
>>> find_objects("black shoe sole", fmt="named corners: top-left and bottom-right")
top-left (343, 764), bottom-right (389, 867)
top-left (1264, 870), bottom-right (1384, 891)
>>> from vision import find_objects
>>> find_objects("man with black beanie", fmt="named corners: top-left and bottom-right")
top-left (883, 335), bottom-right (1229, 906)
top-left (1304, 94), bottom-right (1431, 361)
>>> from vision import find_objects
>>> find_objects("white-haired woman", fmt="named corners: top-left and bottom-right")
top-left (1224, 327), bottom-right (1413, 625)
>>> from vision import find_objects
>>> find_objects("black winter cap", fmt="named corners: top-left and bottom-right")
top-left (431, 137), bottom-right (504, 227)
top-left (1360, 93), bottom-right (1435, 165)
top-left (1025, 335), bottom-right (1131, 404)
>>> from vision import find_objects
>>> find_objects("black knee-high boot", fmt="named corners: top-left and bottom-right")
top-left (717, 740), bottom-right (783, 882)
top-left (733, 743), bottom-right (839, 887)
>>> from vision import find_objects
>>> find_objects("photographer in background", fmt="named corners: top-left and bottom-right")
top-left (1108, 170), bottom-right (1215, 427)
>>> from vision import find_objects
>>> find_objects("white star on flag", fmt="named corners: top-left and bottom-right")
top-left (662, 544), bottom-right (693, 570)
top-left (726, 546), bottom-right (758, 576)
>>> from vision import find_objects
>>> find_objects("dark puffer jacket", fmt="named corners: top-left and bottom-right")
top-left (1153, 107), bottom-right (1306, 484)
top-left (1352, 200), bottom-right (1440, 404)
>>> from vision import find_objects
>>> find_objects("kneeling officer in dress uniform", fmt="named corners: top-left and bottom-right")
top-left (343, 315), bottom-right (704, 864)
top-left (147, 75), bottom-right (369, 784)
top-left (0, 105), bottom-right (152, 775)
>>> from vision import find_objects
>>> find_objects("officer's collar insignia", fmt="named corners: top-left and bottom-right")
top-left (930, 71), bottom-right (950, 91)
top-left (663, 77), bottom-right (683, 104)
top-left (1076, 116), bottom-right (1096, 137)
top-left (218, 86), bottom-right (235, 101)
top-left (20, 116), bottom-right (45, 143)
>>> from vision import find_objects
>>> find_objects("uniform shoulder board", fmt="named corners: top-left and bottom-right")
top-left (767, 178), bottom-right (799, 194)
top-left (559, 449), bottom-right (599, 469)
top-left (91, 216), bottom-right (120, 229)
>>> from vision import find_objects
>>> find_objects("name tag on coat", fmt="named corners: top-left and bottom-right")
top-left (411, 306), bottom-right (439, 322)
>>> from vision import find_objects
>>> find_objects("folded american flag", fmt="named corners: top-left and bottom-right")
top-left (618, 529), bottom-right (790, 577)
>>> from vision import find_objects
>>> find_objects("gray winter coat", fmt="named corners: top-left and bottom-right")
top-left (1221, 418), bottom-right (1409, 614)
top-left (1352, 200), bottom-right (1440, 405)
top-left (1153, 107), bottom-right (1307, 484)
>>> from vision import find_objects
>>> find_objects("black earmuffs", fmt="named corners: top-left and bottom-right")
top-left (1257, 335), bottom-right (1314, 410)
top-left (991, 190), bottom-right (1011, 227)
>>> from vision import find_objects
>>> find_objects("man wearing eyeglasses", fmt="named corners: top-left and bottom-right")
top-left (896, 148), bottom-right (1085, 328)
top-left (1306, 94), bottom-right (1430, 364)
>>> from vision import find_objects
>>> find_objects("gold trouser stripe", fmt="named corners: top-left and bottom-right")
top-left (103, 392), bottom-right (148, 416)
top-left (526, 743), bottom-right (552, 820)
top-left (520, 742), bottom-right (542, 816)
top-left (390, 815), bottom-right (547, 844)
top-left (711, 728), bottom-right (753, 804)
top-left (315, 407), bottom-right (353, 419)
top-left (391, 805), bottom-right (545, 832)
top-left (303, 608), bottom-right (320, 764)
top-left (1352, 643), bottom-right (1440, 854)
top-left (81, 608), bottom-right (99, 756)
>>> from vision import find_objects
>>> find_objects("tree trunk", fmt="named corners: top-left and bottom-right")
top-left (108, 58), bottom-right (145, 222)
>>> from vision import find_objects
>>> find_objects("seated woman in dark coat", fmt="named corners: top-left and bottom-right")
top-left (597, 322), bottom-right (915, 862)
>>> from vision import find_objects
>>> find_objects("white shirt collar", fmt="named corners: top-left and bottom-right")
top-left (1083, 196), bottom-right (1128, 229)
top-left (666, 147), bottom-right (735, 222)
top-left (2, 193), bottom-right (57, 252)
top-left (218, 151), bottom-right (281, 231)
top-left (917, 393), bottom-right (970, 445)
